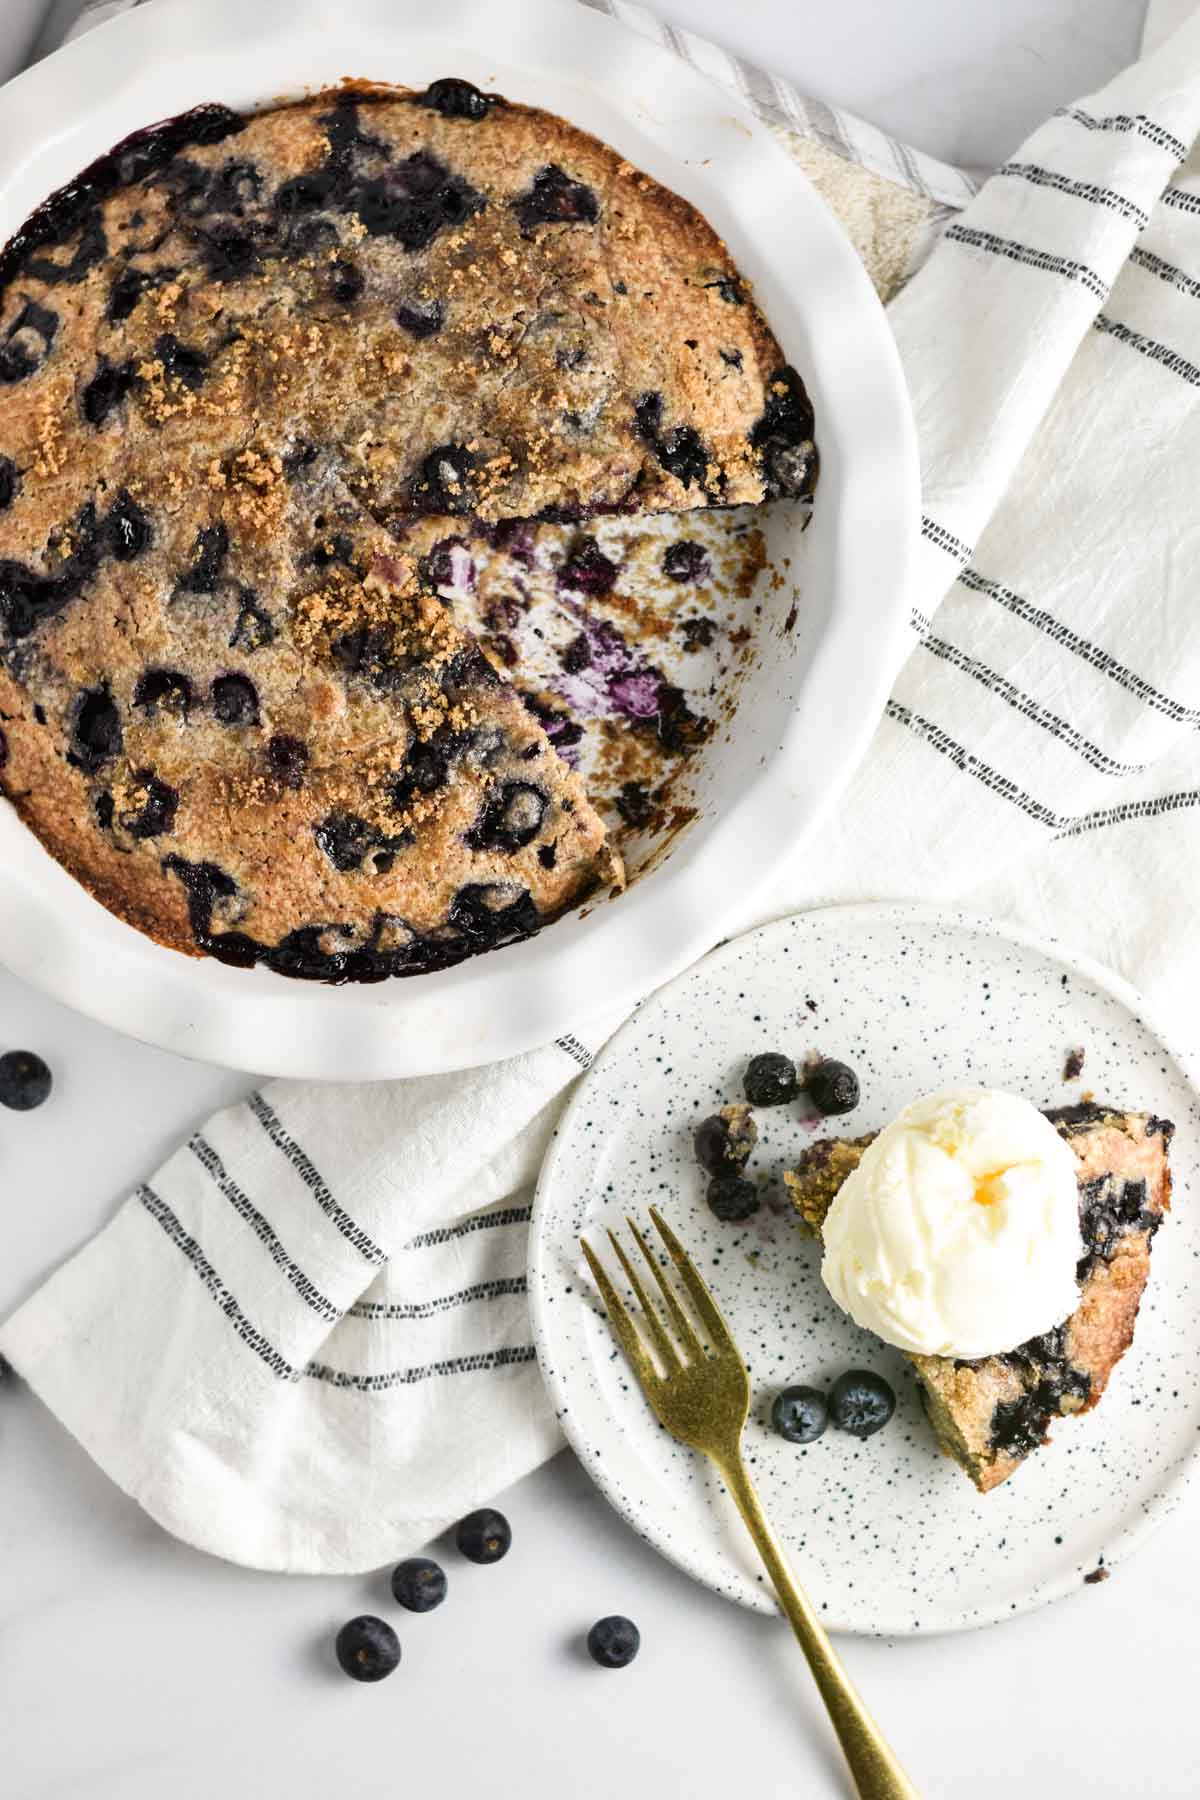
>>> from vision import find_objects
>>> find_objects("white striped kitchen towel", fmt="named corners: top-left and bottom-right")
top-left (7, 1), bottom-right (1200, 1574)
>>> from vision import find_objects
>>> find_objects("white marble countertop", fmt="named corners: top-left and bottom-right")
top-left (3, 3), bottom-right (1197, 1797)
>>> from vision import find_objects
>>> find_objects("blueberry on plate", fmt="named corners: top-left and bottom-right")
top-left (828, 1370), bottom-right (895, 1439)
top-left (587, 1615), bottom-right (640, 1668)
top-left (455, 1507), bottom-right (511, 1564)
top-left (0, 1050), bottom-right (52, 1111)
top-left (806, 1058), bottom-right (860, 1116)
top-left (744, 1051), bottom-right (799, 1107)
top-left (771, 1385), bottom-right (828, 1444)
top-left (693, 1104), bottom-right (757, 1177)
top-left (706, 1174), bottom-right (759, 1223)
top-left (334, 1614), bottom-right (401, 1682)
top-left (390, 1556), bottom-right (447, 1613)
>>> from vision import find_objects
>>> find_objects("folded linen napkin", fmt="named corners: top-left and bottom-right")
top-left (7, 0), bottom-right (1200, 1573)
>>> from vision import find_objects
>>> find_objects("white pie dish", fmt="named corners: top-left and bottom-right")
top-left (0, 0), bottom-right (917, 1079)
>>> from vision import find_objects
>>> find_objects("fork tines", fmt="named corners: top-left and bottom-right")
top-left (580, 1205), bottom-right (732, 1379)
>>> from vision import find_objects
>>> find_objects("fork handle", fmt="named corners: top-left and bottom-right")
top-left (716, 1453), bottom-right (920, 1800)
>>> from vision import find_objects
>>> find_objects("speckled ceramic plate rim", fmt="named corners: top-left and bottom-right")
top-left (0, 0), bottom-right (917, 1080)
top-left (529, 901), bottom-right (1200, 1635)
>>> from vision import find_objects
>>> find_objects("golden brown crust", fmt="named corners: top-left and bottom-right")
top-left (0, 82), bottom-right (811, 977)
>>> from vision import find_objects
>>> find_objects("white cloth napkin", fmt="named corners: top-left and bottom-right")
top-left (7, 1), bottom-right (1200, 1573)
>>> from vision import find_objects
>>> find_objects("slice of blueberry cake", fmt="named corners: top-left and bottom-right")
top-left (785, 1103), bottom-right (1174, 1491)
top-left (0, 82), bottom-right (817, 977)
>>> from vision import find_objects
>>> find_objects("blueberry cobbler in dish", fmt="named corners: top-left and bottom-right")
top-left (0, 80), bottom-right (817, 979)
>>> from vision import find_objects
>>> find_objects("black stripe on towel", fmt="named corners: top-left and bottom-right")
top-left (918, 635), bottom-right (1147, 778)
top-left (1057, 107), bottom-right (1188, 162)
top-left (920, 513), bottom-right (974, 565)
top-left (403, 1204), bottom-right (533, 1252)
top-left (1129, 244), bottom-right (1200, 302)
top-left (943, 223), bottom-right (1109, 300)
top-left (349, 1275), bottom-right (528, 1322)
top-left (1093, 312), bottom-right (1200, 388)
top-left (246, 1092), bottom-right (386, 1266)
top-left (997, 162), bottom-right (1150, 229)
top-left (1057, 788), bottom-right (1200, 839)
top-left (306, 1345), bottom-right (538, 1393)
top-left (957, 568), bottom-right (1200, 728)
top-left (138, 1184), bottom-right (302, 1382)
top-left (189, 1135), bottom-right (342, 1324)
top-left (1159, 186), bottom-right (1200, 217)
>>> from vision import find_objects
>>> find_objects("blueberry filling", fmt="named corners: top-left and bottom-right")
top-left (81, 357), bottom-right (137, 427)
top-left (179, 522), bottom-right (229, 593)
top-left (211, 673), bottom-right (260, 727)
top-left (514, 165), bottom-right (599, 232)
top-left (466, 780), bottom-right (547, 852)
top-left (417, 78), bottom-right (496, 121)
top-left (68, 685), bottom-right (122, 773)
top-left (0, 299), bottom-right (59, 385)
top-left (134, 668), bottom-right (193, 716)
top-left (103, 490), bottom-right (152, 560)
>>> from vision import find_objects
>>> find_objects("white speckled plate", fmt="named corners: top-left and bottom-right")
top-left (529, 903), bottom-right (1200, 1635)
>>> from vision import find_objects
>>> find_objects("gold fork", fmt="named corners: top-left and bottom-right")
top-left (581, 1207), bottom-right (919, 1800)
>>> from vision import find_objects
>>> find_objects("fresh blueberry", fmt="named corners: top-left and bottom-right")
top-left (390, 1556), bottom-right (448, 1613)
top-left (0, 1049), bottom-right (52, 1111)
top-left (334, 1615), bottom-right (401, 1682)
top-left (454, 1507), bottom-right (511, 1564)
top-left (134, 668), bottom-right (193, 717)
top-left (419, 78), bottom-right (495, 121)
top-left (662, 540), bottom-right (710, 584)
top-left (514, 165), bottom-right (599, 231)
top-left (693, 1106), bottom-right (757, 1177)
top-left (744, 1052), bottom-right (799, 1108)
top-left (806, 1058), bottom-right (859, 1116)
top-left (211, 674), bottom-right (259, 727)
top-left (828, 1370), bottom-right (895, 1439)
top-left (706, 1174), bottom-right (759, 1222)
top-left (772, 1385), bottom-right (828, 1444)
top-left (586, 1616), bottom-right (640, 1669)
top-left (267, 734), bottom-right (308, 788)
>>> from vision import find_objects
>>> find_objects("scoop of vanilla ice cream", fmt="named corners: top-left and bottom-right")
top-left (820, 1088), bottom-right (1083, 1359)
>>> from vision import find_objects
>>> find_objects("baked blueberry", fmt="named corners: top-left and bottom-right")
top-left (0, 725), bottom-right (7, 770)
top-left (267, 734), bottom-right (308, 788)
top-left (662, 540), bottom-right (710, 584)
top-left (179, 522), bottom-right (229, 593)
top-left (103, 490), bottom-right (151, 561)
top-left (154, 332), bottom-right (208, 390)
top-left (396, 298), bottom-right (444, 339)
top-left (328, 259), bottom-right (363, 304)
top-left (68, 685), bottom-right (122, 773)
top-left (0, 300), bottom-right (58, 384)
top-left (828, 1370), bottom-right (895, 1439)
top-left (229, 589), bottom-right (275, 653)
top-left (334, 1615), bottom-right (401, 1683)
top-left (211, 674), bottom-right (259, 727)
top-left (744, 1052), bottom-right (799, 1107)
top-left (200, 225), bottom-right (260, 282)
top-left (771, 1385), bottom-right (827, 1444)
top-left (455, 1507), bottom-right (511, 1564)
top-left (419, 78), bottom-right (495, 121)
top-left (704, 275), bottom-right (743, 304)
top-left (134, 668), bottom-right (193, 717)
top-left (706, 1174), bottom-right (759, 1222)
top-left (751, 365), bottom-right (818, 499)
top-left (390, 1556), bottom-right (448, 1613)
top-left (806, 1058), bottom-right (859, 1116)
top-left (514, 165), bottom-right (599, 231)
top-left (119, 770), bottom-right (178, 840)
top-left (107, 265), bottom-right (156, 323)
top-left (448, 883), bottom-right (540, 950)
top-left (314, 811), bottom-right (372, 872)
top-left (391, 739), bottom-right (452, 811)
top-left (656, 425), bottom-right (708, 489)
top-left (81, 357), bottom-right (135, 427)
top-left (586, 1616), bottom-right (640, 1669)
top-left (409, 444), bottom-right (474, 514)
top-left (557, 539), bottom-right (617, 597)
top-left (694, 1105), bottom-right (757, 1177)
top-left (0, 1049), bottom-right (52, 1111)
top-left (466, 781), bottom-right (547, 852)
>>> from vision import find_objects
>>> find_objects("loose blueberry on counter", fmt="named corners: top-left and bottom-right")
top-left (0, 1049), bottom-right (52, 1111)
top-left (744, 1052), bottom-right (799, 1108)
top-left (390, 1556), bottom-right (448, 1613)
top-left (806, 1058), bottom-right (859, 1116)
top-left (706, 1174), bottom-right (759, 1223)
top-left (828, 1370), bottom-right (895, 1439)
top-left (455, 1507), bottom-right (511, 1564)
top-left (587, 1616), bottom-right (640, 1669)
top-left (772, 1385), bottom-right (828, 1445)
top-left (693, 1106), bottom-right (757, 1177)
top-left (334, 1615), bottom-right (401, 1682)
